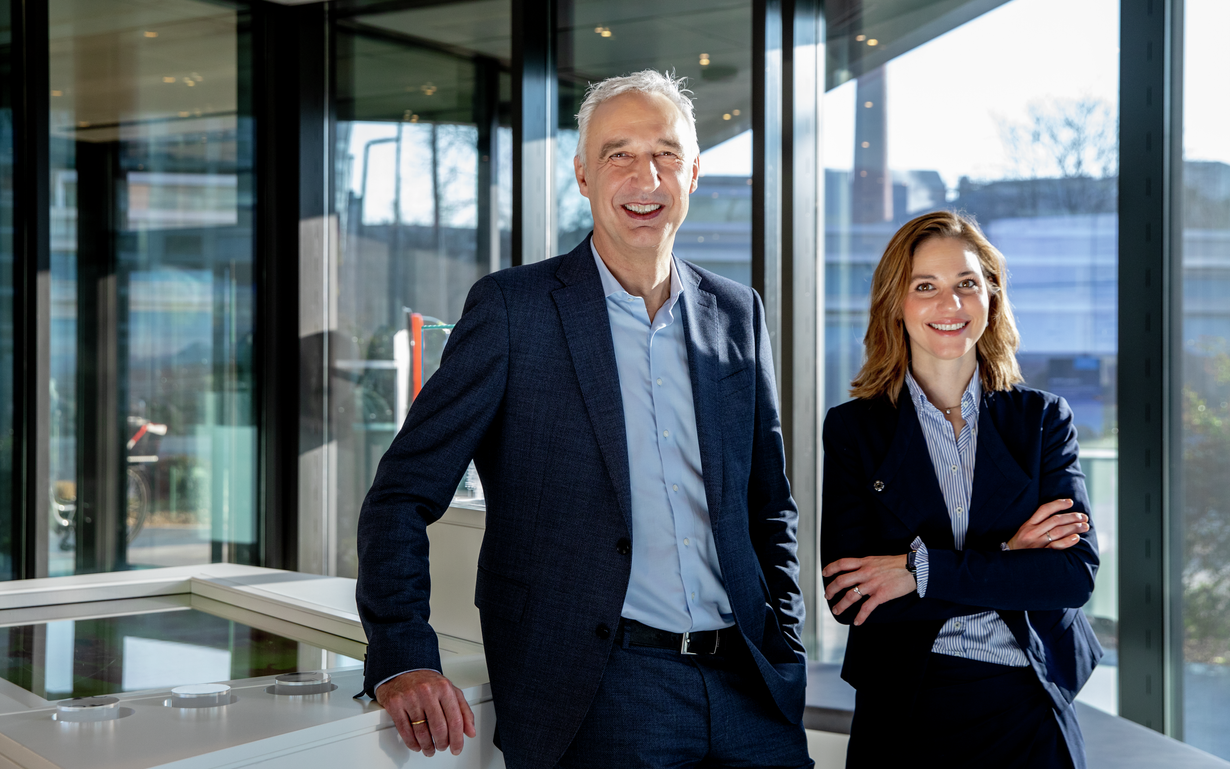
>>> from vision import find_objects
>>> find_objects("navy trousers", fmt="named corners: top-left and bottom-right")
top-left (846, 653), bottom-right (1081, 769)
top-left (554, 625), bottom-right (813, 769)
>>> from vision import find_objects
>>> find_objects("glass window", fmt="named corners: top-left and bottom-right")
top-left (555, 0), bottom-right (753, 285)
top-left (330, 2), bottom-right (512, 578)
top-left (1180, 1), bottom-right (1230, 758)
top-left (46, 0), bottom-right (256, 575)
top-left (820, 0), bottom-right (1120, 704)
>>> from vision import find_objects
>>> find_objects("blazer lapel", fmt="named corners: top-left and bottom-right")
top-left (551, 239), bottom-right (633, 534)
top-left (969, 392), bottom-right (1032, 536)
top-left (677, 264), bottom-right (724, 519)
top-left (871, 393), bottom-right (957, 549)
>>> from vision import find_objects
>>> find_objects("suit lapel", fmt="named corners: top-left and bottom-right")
top-left (677, 263), bottom-right (724, 519)
top-left (872, 394), bottom-right (957, 549)
top-left (552, 239), bottom-right (633, 535)
top-left (969, 392), bottom-right (1032, 536)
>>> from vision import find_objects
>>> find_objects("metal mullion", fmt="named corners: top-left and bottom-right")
top-left (783, 0), bottom-right (821, 659)
top-left (11, 0), bottom-right (51, 580)
top-left (1117, 0), bottom-right (1181, 734)
top-left (753, 0), bottom-right (784, 382)
top-left (512, 0), bottom-right (555, 266)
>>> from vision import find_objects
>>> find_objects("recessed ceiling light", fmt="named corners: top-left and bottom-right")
top-left (732, 109), bottom-right (740, 116)
top-left (855, 34), bottom-right (866, 42)
top-left (50, 90), bottom-right (62, 97)
top-left (867, 38), bottom-right (879, 46)
top-left (723, 113), bottom-right (731, 121)
top-left (144, 31), bottom-right (157, 38)
top-left (163, 76), bottom-right (176, 83)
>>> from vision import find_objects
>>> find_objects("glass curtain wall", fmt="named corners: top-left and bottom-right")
top-left (1179, 1), bottom-right (1230, 758)
top-left (330, 2), bottom-right (512, 578)
top-left (819, 0), bottom-right (1120, 705)
top-left (46, 0), bottom-right (256, 576)
top-left (554, 0), bottom-right (753, 285)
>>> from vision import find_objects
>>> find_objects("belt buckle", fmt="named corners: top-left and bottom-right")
top-left (679, 632), bottom-right (697, 656)
top-left (679, 631), bottom-right (721, 655)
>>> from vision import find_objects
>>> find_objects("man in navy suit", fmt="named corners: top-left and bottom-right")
top-left (356, 70), bottom-right (812, 768)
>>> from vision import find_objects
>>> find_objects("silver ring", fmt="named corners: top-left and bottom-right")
top-left (853, 586), bottom-right (863, 596)
top-left (1046, 533), bottom-right (1053, 542)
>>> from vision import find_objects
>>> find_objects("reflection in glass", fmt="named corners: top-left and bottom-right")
top-left (0, 604), bottom-right (356, 700)
top-left (332, 3), bottom-right (511, 577)
top-left (1180, 1), bottom-right (1230, 758)
top-left (555, 1), bottom-right (753, 284)
top-left (819, 0), bottom-right (1120, 702)
top-left (46, 0), bottom-right (256, 576)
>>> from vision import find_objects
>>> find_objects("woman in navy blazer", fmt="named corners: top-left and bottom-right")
top-left (821, 211), bottom-right (1102, 769)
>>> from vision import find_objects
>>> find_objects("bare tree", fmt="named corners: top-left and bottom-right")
top-left (995, 96), bottom-right (1118, 214)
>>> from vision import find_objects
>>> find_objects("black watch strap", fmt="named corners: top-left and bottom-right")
top-left (906, 549), bottom-right (917, 574)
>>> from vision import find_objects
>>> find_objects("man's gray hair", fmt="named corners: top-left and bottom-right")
top-left (574, 70), bottom-right (699, 164)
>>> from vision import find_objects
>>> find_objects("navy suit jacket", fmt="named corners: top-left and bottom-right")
top-left (821, 385), bottom-right (1103, 716)
top-left (356, 236), bottom-right (807, 769)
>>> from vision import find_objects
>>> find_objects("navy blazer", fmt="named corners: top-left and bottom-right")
top-left (356, 237), bottom-right (806, 769)
top-left (820, 385), bottom-right (1103, 715)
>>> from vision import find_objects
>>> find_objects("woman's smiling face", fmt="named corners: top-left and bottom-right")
top-left (900, 236), bottom-right (990, 371)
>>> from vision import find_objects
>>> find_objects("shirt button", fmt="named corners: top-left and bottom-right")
top-left (656, 378), bottom-right (663, 386)
top-left (955, 507), bottom-right (963, 514)
top-left (951, 464), bottom-right (958, 472)
top-left (672, 484), bottom-right (679, 492)
top-left (663, 430), bottom-right (670, 437)
top-left (691, 592), bottom-right (696, 600)
top-left (683, 538), bottom-right (690, 546)
top-left (954, 621), bottom-right (963, 630)
top-left (595, 623), bottom-right (611, 639)
top-left (616, 537), bottom-right (631, 555)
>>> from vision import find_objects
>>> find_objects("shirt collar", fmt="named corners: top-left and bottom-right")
top-left (590, 237), bottom-right (684, 307)
top-left (905, 365), bottom-right (982, 420)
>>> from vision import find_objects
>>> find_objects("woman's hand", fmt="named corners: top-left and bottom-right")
top-left (1006, 499), bottom-right (1088, 551)
top-left (822, 555), bottom-right (916, 626)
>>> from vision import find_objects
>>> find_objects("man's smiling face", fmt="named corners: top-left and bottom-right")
top-left (574, 91), bottom-right (700, 257)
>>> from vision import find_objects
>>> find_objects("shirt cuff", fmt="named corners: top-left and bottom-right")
top-left (375, 668), bottom-right (440, 694)
top-left (910, 536), bottom-right (929, 598)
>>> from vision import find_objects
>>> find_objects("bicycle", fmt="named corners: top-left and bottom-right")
top-left (51, 416), bottom-right (168, 550)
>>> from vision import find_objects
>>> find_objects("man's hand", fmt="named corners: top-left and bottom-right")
top-left (1006, 499), bottom-right (1088, 551)
top-left (376, 670), bottom-right (477, 757)
top-left (822, 554), bottom-right (916, 625)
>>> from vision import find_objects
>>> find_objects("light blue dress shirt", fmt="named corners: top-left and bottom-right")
top-left (591, 241), bottom-right (734, 633)
top-left (906, 368), bottom-right (1028, 667)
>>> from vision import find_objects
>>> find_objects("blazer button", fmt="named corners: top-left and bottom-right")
top-left (595, 623), bottom-right (611, 640)
top-left (616, 537), bottom-right (631, 555)
top-left (873, 480), bottom-right (885, 492)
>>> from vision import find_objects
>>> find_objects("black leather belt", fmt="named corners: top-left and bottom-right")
top-left (617, 619), bottom-right (737, 656)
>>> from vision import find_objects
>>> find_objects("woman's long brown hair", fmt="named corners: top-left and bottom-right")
top-left (849, 211), bottom-right (1023, 404)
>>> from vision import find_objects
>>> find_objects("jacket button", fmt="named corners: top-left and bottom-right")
top-left (873, 480), bottom-right (885, 492)
top-left (616, 537), bottom-right (631, 555)
top-left (595, 623), bottom-right (611, 639)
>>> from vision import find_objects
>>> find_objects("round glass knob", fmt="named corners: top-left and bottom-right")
top-left (170, 683), bottom-right (231, 708)
top-left (271, 671), bottom-right (335, 696)
top-left (56, 696), bottom-right (121, 722)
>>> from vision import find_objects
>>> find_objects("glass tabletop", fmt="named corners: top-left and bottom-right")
top-left (0, 601), bottom-right (359, 701)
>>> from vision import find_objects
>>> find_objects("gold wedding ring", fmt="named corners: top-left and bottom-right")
top-left (410, 719), bottom-right (427, 726)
